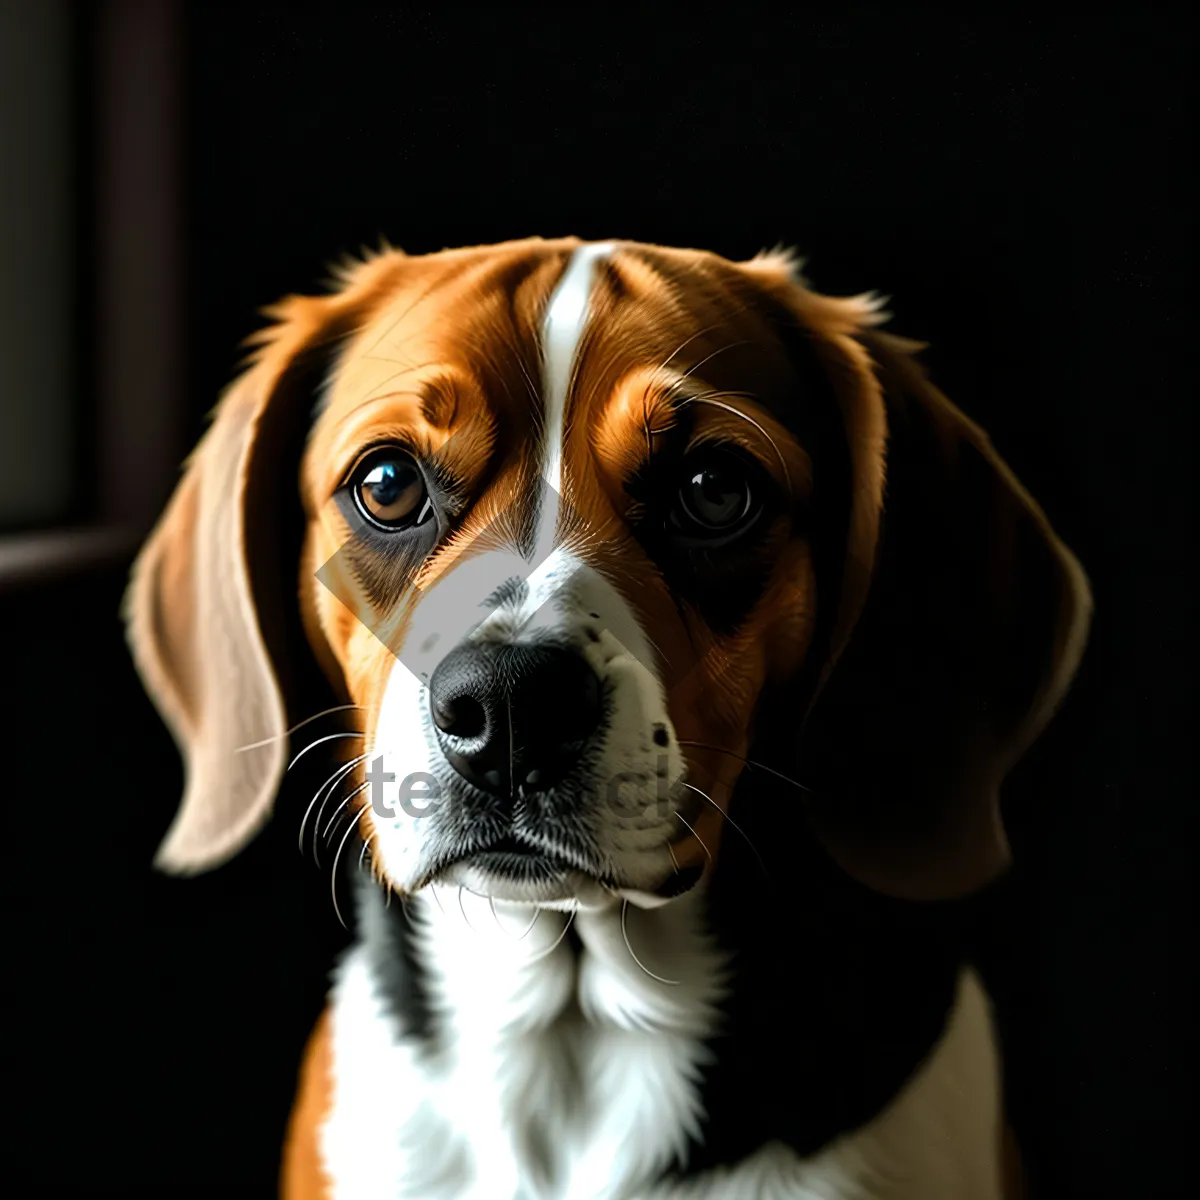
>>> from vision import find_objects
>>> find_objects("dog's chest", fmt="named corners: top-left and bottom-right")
top-left (321, 890), bottom-right (726, 1200)
top-left (319, 889), bottom-right (1004, 1200)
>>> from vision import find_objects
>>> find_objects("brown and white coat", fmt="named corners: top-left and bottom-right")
top-left (127, 237), bottom-right (1090, 1198)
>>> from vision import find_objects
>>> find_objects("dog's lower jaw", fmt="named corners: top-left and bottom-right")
top-left (315, 875), bottom-right (1006, 1200)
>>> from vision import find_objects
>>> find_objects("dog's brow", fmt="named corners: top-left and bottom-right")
top-left (326, 366), bottom-right (458, 430)
top-left (420, 386), bottom-right (457, 429)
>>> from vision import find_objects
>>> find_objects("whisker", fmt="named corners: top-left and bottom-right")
top-left (677, 387), bottom-right (759, 408)
top-left (621, 899), bottom-right (679, 986)
top-left (675, 395), bottom-right (792, 496)
top-left (668, 339), bottom-right (754, 394)
top-left (657, 323), bottom-right (725, 375)
top-left (529, 908), bottom-right (576, 963)
top-left (361, 373), bottom-right (426, 405)
top-left (334, 384), bottom-right (428, 425)
top-left (514, 355), bottom-right (540, 408)
top-left (636, 626), bottom-right (671, 668)
top-left (673, 811), bottom-right (713, 863)
top-left (322, 780), bottom-right (371, 842)
top-left (515, 907), bottom-right (541, 940)
top-left (681, 780), bottom-right (771, 882)
top-left (299, 753), bottom-right (369, 855)
top-left (313, 757), bottom-right (372, 865)
top-left (507, 688), bottom-right (515, 806)
top-left (287, 731), bottom-right (367, 772)
top-left (363, 273), bottom-right (453, 356)
top-left (639, 318), bottom-right (759, 449)
top-left (358, 830), bottom-right (376, 873)
top-left (458, 885), bottom-right (478, 934)
top-left (677, 740), bottom-right (815, 795)
top-left (236, 704), bottom-right (366, 753)
top-left (331, 805), bottom-right (370, 930)
top-left (485, 894), bottom-right (538, 940)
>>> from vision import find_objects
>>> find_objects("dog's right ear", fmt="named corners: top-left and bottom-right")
top-left (124, 260), bottom-right (396, 874)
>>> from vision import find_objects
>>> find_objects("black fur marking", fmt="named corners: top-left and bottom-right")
top-left (353, 871), bottom-right (436, 1050)
top-left (668, 767), bottom-right (973, 1175)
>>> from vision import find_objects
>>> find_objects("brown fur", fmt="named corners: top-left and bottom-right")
top-left (281, 1010), bottom-right (334, 1200)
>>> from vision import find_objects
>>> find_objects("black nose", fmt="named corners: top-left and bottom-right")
top-left (428, 643), bottom-right (603, 794)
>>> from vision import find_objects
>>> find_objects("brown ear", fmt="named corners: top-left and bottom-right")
top-left (124, 293), bottom-right (355, 873)
top-left (794, 322), bottom-right (1093, 900)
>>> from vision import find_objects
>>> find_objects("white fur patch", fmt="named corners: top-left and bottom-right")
top-left (320, 899), bottom-right (1002, 1199)
top-left (321, 885), bottom-right (725, 1200)
top-left (537, 241), bottom-right (615, 556)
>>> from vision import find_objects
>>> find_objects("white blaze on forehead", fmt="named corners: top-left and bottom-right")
top-left (536, 241), bottom-right (615, 558)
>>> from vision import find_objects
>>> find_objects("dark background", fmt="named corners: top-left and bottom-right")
top-left (1, 3), bottom-right (1192, 1196)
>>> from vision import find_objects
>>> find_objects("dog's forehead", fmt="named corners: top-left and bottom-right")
top-left (322, 239), bottom-right (570, 428)
top-left (320, 238), bottom-right (794, 436)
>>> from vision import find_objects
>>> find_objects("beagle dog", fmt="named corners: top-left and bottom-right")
top-left (126, 237), bottom-right (1091, 1199)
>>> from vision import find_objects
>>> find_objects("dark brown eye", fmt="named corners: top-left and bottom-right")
top-left (674, 449), bottom-right (758, 534)
top-left (351, 451), bottom-right (432, 529)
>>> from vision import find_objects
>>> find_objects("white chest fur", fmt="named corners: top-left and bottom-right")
top-left (320, 888), bottom-right (1003, 1200)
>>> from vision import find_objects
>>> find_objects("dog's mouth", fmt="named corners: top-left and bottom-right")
top-left (421, 833), bottom-right (580, 897)
top-left (458, 837), bottom-right (578, 884)
top-left (430, 835), bottom-right (704, 908)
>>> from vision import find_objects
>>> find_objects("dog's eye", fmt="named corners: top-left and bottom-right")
top-left (672, 449), bottom-right (760, 536)
top-left (351, 451), bottom-right (433, 530)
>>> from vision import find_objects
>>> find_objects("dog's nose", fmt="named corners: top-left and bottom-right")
top-left (428, 643), bottom-right (602, 794)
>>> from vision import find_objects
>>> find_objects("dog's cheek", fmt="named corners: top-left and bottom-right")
top-left (671, 543), bottom-right (815, 744)
top-left (344, 633), bottom-right (399, 722)
top-left (362, 652), bottom-right (444, 889)
top-left (761, 541), bottom-right (818, 686)
top-left (299, 532), bottom-right (354, 700)
top-left (301, 522), bottom-right (404, 715)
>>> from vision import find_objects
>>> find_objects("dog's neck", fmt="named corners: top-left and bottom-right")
top-left (349, 776), bottom-right (975, 1182)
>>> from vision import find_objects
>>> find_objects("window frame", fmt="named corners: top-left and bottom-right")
top-left (0, 0), bottom-right (185, 586)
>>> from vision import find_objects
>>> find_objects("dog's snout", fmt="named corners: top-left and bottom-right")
top-left (429, 643), bottom-right (602, 795)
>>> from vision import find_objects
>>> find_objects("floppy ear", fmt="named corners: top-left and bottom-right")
top-left (740, 252), bottom-right (1095, 901)
top-left (791, 321), bottom-right (1093, 900)
top-left (124, 293), bottom-right (355, 873)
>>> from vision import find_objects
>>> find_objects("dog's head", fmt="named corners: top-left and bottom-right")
top-left (126, 237), bottom-right (1091, 907)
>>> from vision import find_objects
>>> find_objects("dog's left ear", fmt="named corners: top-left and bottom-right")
top-left (746, 255), bottom-right (1093, 899)
top-left (124, 288), bottom-right (365, 873)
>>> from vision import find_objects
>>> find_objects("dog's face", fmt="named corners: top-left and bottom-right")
top-left (127, 237), bottom-right (1091, 906)
top-left (300, 241), bottom-right (835, 905)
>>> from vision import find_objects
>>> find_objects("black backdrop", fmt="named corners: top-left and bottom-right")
top-left (3, 4), bottom-right (1192, 1197)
